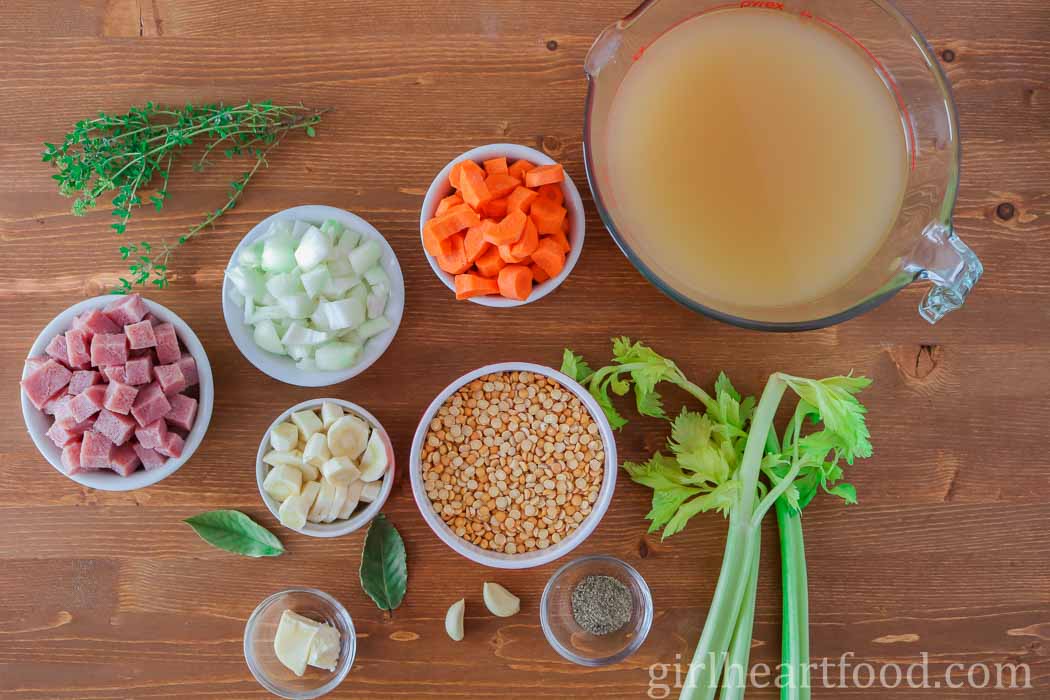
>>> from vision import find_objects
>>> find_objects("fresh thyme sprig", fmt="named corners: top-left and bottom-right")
top-left (43, 101), bottom-right (326, 292)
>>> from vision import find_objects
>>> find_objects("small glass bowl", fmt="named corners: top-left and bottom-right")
top-left (540, 555), bottom-right (653, 666)
top-left (244, 588), bottom-right (356, 699)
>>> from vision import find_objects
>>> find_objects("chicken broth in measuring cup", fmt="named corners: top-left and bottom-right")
top-left (605, 8), bottom-right (909, 311)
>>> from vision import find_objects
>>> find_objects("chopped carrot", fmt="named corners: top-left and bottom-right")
top-left (436, 234), bottom-right (472, 275)
top-left (423, 219), bottom-right (456, 257)
top-left (507, 186), bottom-right (539, 214)
top-left (481, 197), bottom-right (508, 219)
top-left (508, 159), bottom-right (536, 181)
top-left (455, 273), bottom-right (500, 300)
top-left (435, 193), bottom-right (463, 216)
top-left (531, 237), bottom-right (566, 278)
top-left (525, 164), bottom-right (565, 188)
top-left (498, 264), bottom-right (533, 301)
top-left (561, 216), bottom-right (570, 234)
top-left (458, 160), bottom-right (492, 209)
top-left (509, 217), bottom-right (539, 259)
top-left (484, 209), bottom-right (527, 246)
top-left (530, 196), bottom-right (567, 235)
top-left (537, 183), bottom-right (564, 206)
top-left (498, 243), bottom-right (528, 264)
top-left (546, 230), bottom-right (571, 254)
top-left (449, 161), bottom-right (466, 190)
top-left (475, 245), bottom-right (507, 278)
top-left (483, 157), bottom-right (509, 176)
top-left (530, 263), bottom-right (550, 283)
top-left (428, 203), bottom-right (481, 240)
top-left (485, 173), bottom-right (521, 199)
top-left (464, 222), bottom-right (494, 264)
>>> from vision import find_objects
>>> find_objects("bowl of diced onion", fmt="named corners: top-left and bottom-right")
top-left (223, 205), bottom-right (405, 387)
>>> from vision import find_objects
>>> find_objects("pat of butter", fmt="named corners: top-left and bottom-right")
top-left (273, 609), bottom-right (342, 677)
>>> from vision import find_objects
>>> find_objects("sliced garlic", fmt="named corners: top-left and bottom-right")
top-left (270, 422), bottom-right (299, 452)
top-left (321, 401), bottom-right (344, 430)
top-left (482, 582), bottom-right (520, 618)
top-left (327, 414), bottom-right (370, 459)
top-left (445, 598), bottom-right (465, 641)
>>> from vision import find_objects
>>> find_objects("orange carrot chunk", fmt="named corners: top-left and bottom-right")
top-left (436, 234), bottom-right (472, 275)
top-left (532, 237), bottom-right (566, 279)
top-left (498, 264), bottom-right (533, 301)
top-left (429, 204), bottom-right (481, 240)
top-left (481, 197), bottom-right (508, 219)
top-left (484, 173), bottom-right (521, 200)
top-left (507, 186), bottom-right (539, 214)
top-left (561, 216), bottom-right (570, 234)
top-left (475, 245), bottom-right (507, 278)
top-left (509, 217), bottom-right (539, 259)
top-left (530, 263), bottom-right (551, 284)
top-left (464, 222), bottom-right (494, 264)
top-left (449, 161), bottom-right (466, 190)
top-left (537, 183), bottom-right (564, 206)
top-left (435, 193), bottom-right (463, 216)
top-left (455, 273), bottom-right (501, 300)
top-left (508, 159), bottom-right (536, 181)
top-left (485, 209), bottom-right (528, 246)
top-left (525, 164), bottom-right (565, 188)
top-left (483, 157), bottom-right (509, 176)
top-left (530, 196), bottom-right (567, 235)
top-left (423, 219), bottom-right (456, 257)
top-left (546, 230), bottom-right (572, 254)
top-left (499, 242), bottom-right (529, 264)
top-left (458, 160), bottom-right (493, 210)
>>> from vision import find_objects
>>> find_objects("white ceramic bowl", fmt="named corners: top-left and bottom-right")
top-left (256, 398), bottom-right (395, 538)
top-left (409, 362), bottom-right (617, 569)
top-left (20, 295), bottom-right (214, 491)
top-left (419, 144), bottom-right (586, 307)
top-left (222, 205), bottom-right (405, 387)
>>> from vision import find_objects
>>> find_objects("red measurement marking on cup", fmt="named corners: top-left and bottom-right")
top-left (739, 1), bottom-right (784, 8)
top-left (632, 3), bottom-right (740, 61)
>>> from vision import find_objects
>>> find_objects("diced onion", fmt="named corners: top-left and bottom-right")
top-left (262, 235), bottom-right (297, 273)
top-left (301, 265), bottom-right (331, 299)
top-left (349, 240), bottom-right (382, 275)
top-left (295, 226), bottom-right (330, 270)
top-left (315, 342), bottom-right (362, 371)
top-left (253, 319), bottom-right (286, 355)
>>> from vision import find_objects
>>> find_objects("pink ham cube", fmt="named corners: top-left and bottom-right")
top-left (103, 294), bottom-right (149, 326)
top-left (68, 370), bottom-right (102, 395)
top-left (45, 393), bottom-right (73, 420)
top-left (65, 329), bottom-right (92, 369)
top-left (81, 430), bottom-right (114, 470)
top-left (60, 440), bottom-right (84, 475)
top-left (103, 381), bottom-right (138, 415)
top-left (154, 363), bottom-right (187, 395)
top-left (176, 354), bottom-right (199, 388)
top-left (135, 419), bottom-right (169, 450)
top-left (124, 355), bottom-right (154, 385)
top-left (25, 356), bottom-right (47, 372)
top-left (131, 382), bottom-right (172, 427)
top-left (103, 365), bottom-right (128, 384)
top-left (93, 408), bottom-right (136, 446)
top-left (134, 443), bottom-right (168, 470)
top-left (46, 417), bottom-right (92, 448)
top-left (110, 443), bottom-right (142, 476)
top-left (21, 359), bottom-right (72, 409)
top-left (45, 334), bottom-right (70, 365)
top-left (165, 394), bottom-right (198, 432)
top-left (154, 323), bottom-right (181, 364)
top-left (70, 384), bottom-right (106, 423)
top-left (144, 313), bottom-right (161, 327)
top-left (156, 431), bottom-right (185, 459)
top-left (90, 333), bottom-right (128, 367)
top-left (125, 320), bottom-right (157, 349)
top-left (74, 308), bottom-right (121, 337)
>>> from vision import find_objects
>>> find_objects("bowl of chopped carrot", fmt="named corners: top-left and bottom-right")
top-left (420, 144), bottom-right (585, 306)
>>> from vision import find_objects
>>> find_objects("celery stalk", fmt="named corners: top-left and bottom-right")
top-left (719, 526), bottom-right (761, 700)
top-left (776, 499), bottom-right (811, 700)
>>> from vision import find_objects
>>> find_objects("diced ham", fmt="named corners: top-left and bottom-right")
top-left (153, 323), bottom-right (181, 364)
top-left (93, 408), bottom-right (136, 446)
top-left (65, 329), bottom-right (92, 369)
top-left (165, 394), bottom-right (198, 432)
top-left (81, 430), bottom-right (114, 470)
top-left (45, 335), bottom-right (70, 365)
top-left (156, 431), bottom-right (185, 459)
top-left (25, 356), bottom-right (47, 372)
top-left (21, 359), bottom-right (72, 409)
top-left (46, 417), bottom-right (92, 448)
top-left (135, 419), bottom-right (169, 450)
top-left (73, 309), bottom-right (121, 337)
top-left (60, 440), bottom-right (84, 475)
top-left (68, 370), bottom-right (102, 395)
top-left (102, 381), bottom-right (138, 415)
top-left (144, 313), bottom-right (161, 327)
top-left (131, 382), bottom-right (171, 427)
top-left (154, 363), bottom-right (187, 395)
top-left (69, 384), bottom-right (106, 423)
top-left (103, 294), bottom-right (149, 326)
top-left (89, 333), bottom-right (128, 367)
top-left (45, 393), bottom-right (73, 421)
top-left (176, 354), bottom-right (199, 388)
top-left (125, 320), bottom-right (157, 349)
top-left (103, 365), bottom-right (128, 384)
top-left (124, 355), bottom-right (154, 385)
top-left (133, 443), bottom-right (168, 470)
top-left (109, 443), bottom-right (142, 476)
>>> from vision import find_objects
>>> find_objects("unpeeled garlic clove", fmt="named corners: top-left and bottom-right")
top-left (445, 598), bottom-right (465, 641)
top-left (483, 582), bottom-right (520, 618)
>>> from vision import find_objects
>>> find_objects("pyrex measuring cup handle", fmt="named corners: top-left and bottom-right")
top-left (908, 222), bottom-right (984, 324)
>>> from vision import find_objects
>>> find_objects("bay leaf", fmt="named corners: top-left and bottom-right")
top-left (184, 510), bottom-right (285, 558)
top-left (359, 514), bottom-right (407, 611)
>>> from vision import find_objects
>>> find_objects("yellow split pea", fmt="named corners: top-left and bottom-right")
top-left (421, 371), bottom-right (604, 555)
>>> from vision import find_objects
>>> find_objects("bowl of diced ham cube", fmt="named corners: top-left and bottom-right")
top-left (20, 294), bottom-right (213, 491)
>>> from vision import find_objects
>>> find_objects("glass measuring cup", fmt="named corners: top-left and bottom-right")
top-left (584, 0), bottom-right (983, 330)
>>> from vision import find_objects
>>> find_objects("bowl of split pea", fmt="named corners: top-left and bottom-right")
top-left (409, 362), bottom-right (618, 570)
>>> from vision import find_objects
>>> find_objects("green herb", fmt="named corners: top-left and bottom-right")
top-left (43, 100), bottom-right (326, 292)
top-left (183, 510), bottom-right (285, 558)
top-left (571, 574), bottom-right (633, 636)
top-left (359, 514), bottom-right (407, 612)
top-left (562, 339), bottom-right (872, 700)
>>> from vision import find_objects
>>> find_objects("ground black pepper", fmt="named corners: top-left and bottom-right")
top-left (571, 574), bottom-right (633, 636)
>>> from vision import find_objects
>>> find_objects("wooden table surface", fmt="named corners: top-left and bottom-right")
top-left (1, 1), bottom-right (1048, 698)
